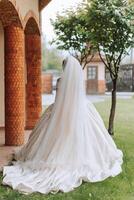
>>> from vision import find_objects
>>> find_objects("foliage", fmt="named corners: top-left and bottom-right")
top-left (51, 7), bottom-right (96, 68)
top-left (42, 39), bottom-right (62, 71)
top-left (85, 0), bottom-right (134, 80)
top-left (83, 0), bottom-right (134, 135)
top-left (0, 98), bottom-right (134, 199)
top-left (129, 0), bottom-right (134, 5)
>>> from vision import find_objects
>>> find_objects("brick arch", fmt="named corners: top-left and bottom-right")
top-left (23, 10), bottom-right (40, 33)
top-left (0, 0), bottom-right (23, 27)
top-left (24, 16), bottom-right (40, 35)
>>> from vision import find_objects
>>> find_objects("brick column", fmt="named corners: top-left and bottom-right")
top-left (4, 25), bottom-right (25, 146)
top-left (25, 34), bottom-right (42, 129)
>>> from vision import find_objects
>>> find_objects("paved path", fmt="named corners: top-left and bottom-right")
top-left (0, 130), bottom-right (31, 172)
top-left (42, 92), bottom-right (134, 106)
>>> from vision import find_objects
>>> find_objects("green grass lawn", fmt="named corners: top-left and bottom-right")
top-left (0, 98), bottom-right (134, 200)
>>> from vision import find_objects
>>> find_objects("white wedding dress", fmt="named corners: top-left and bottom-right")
top-left (2, 56), bottom-right (123, 195)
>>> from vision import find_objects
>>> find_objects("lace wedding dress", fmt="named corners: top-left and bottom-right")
top-left (2, 56), bottom-right (123, 195)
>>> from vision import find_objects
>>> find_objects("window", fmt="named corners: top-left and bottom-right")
top-left (87, 66), bottom-right (97, 80)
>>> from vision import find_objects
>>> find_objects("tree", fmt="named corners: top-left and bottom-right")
top-left (84, 0), bottom-right (134, 135)
top-left (42, 38), bottom-right (62, 71)
top-left (51, 8), bottom-right (96, 69)
top-left (129, 0), bottom-right (134, 4)
top-left (52, 0), bottom-right (134, 135)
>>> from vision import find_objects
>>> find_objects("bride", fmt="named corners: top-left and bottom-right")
top-left (2, 56), bottom-right (123, 195)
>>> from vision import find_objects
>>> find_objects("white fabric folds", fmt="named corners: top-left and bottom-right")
top-left (2, 56), bottom-right (123, 195)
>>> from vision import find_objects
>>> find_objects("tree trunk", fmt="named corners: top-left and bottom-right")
top-left (108, 79), bottom-right (117, 135)
top-left (82, 62), bottom-right (87, 70)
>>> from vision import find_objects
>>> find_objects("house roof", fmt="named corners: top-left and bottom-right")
top-left (39, 0), bottom-right (52, 11)
top-left (90, 53), bottom-right (106, 63)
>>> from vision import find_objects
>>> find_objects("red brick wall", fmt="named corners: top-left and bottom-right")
top-left (42, 74), bottom-right (53, 94)
top-left (4, 25), bottom-right (25, 146)
top-left (25, 34), bottom-right (42, 130)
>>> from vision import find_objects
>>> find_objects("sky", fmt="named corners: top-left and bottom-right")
top-left (41, 0), bottom-right (83, 43)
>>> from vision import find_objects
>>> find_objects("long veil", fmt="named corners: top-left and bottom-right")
top-left (29, 56), bottom-right (89, 163)
top-left (14, 55), bottom-right (120, 165)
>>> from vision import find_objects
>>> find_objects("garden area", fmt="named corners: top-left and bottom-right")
top-left (0, 98), bottom-right (134, 200)
top-left (0, 0), bottom-right (134, 199)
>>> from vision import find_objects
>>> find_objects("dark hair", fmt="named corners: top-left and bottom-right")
top-left (62, 58), bottom-right (68, 70)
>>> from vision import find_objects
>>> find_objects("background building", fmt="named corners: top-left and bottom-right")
top-left (84, 54), bottom-right (106, 94)
top-left (106, 48), bottom-right (134, 92)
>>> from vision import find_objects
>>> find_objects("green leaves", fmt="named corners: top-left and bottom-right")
top-left (52, 0), bottom-right (134, 73)
top-left (51, 7), bottom-right (95, 65)
top-left (42, 39), bottom-right (62, 71)
top-left (86, 0), bottom-right (134, 60)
